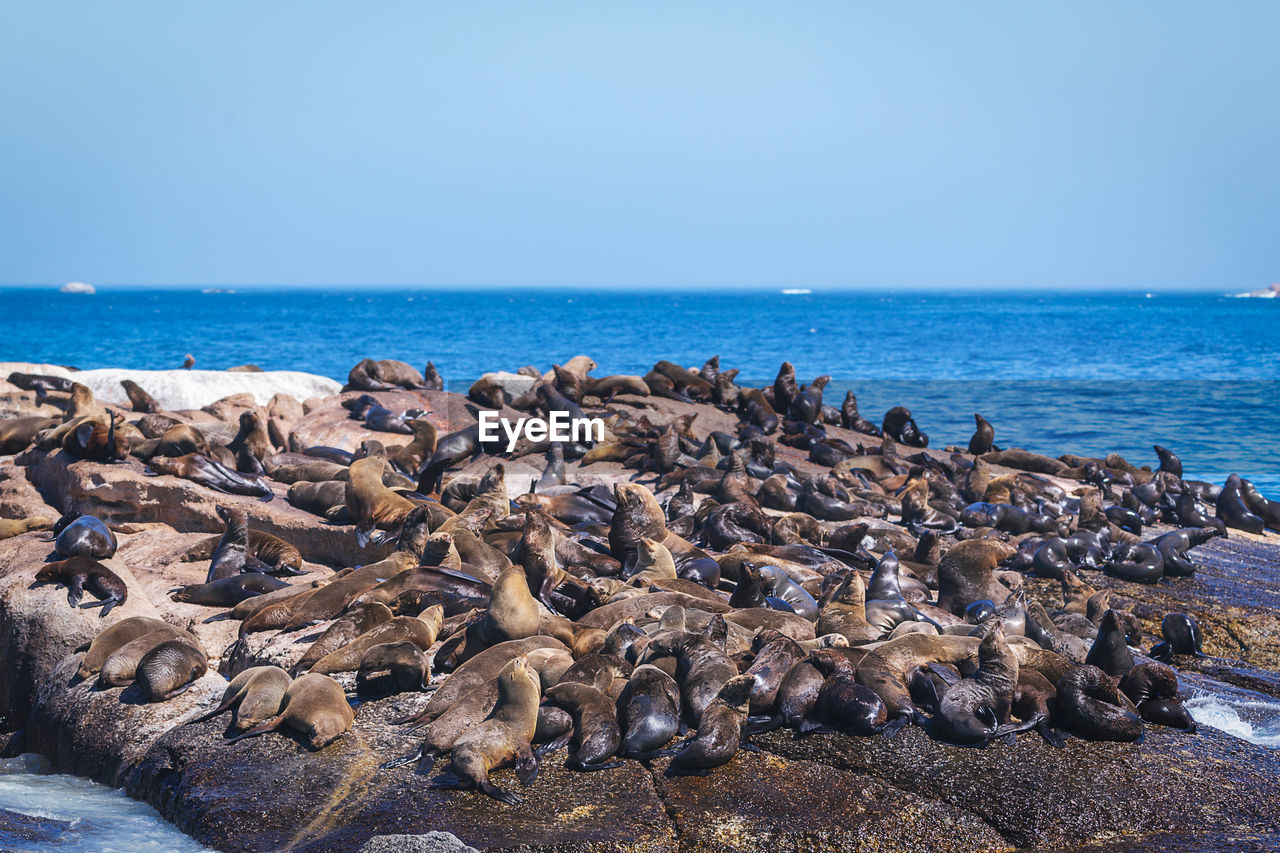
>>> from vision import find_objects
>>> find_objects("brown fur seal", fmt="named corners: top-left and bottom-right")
top-left (120, 379), bottom-right (162, 413)
top-left (346, 455), bottom-right (420, 546)
top-left (307, 609), bottom-right (443, 676)
top-left (171, 573), bottom-right (288, 606)
top-left (518, 511), bottom-right (566, 609)
top-left (0, 415), bottom-right (59, 453)
top-left (97, 626), bottom-right (198, 688)
top-left (77, 617), bottom-right (182, 680)
top-left (543, 681), bottom-right (624, 771)
top-left (397, 636), bottom-right (568, 728)
top-left (936, 539), bottom-right (1018, 616)
top-left (452, 567), bottom-right (542, 664)
top-left (433, 656), bottom-right (541, 803)
top-left (345, 359), bottom-right (426, 391)
top-left (815, 571), bottom-right (881, 644)
top-left (0, 515), bottom-right (55, 540)
top-left (665, 674), bottom-right (755, 775)
top-left (186, 665), bottom-right (292, 731)
top-left (228, 410), bottom-right (272, 475)
top-left (933, 624), bottom-right (1019, 744)
top-left (183, 529), bottom-right (303, 575)
top-left (226, 672), bottom-right (355, 749)
top-left (1055, 664), bottom-right (1143, 742)
top-left (357, 641), bottom-right (432, 695)
top-left (34, 557), bottom-right (128, 616)
top-left (291, 602), bottom-right (395, 675)
top-left (618, 664), bottom-right (683, 757)
top-left (147, 454), bottom-right (274, 500)
top-left (136, 639), bottom-right (208, 701)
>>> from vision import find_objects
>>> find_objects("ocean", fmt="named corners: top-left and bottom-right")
top-left (6, 287), bottom-right (1278, 492)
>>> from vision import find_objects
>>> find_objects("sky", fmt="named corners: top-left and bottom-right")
top-left (1, 2), bottom-right (1278, 290)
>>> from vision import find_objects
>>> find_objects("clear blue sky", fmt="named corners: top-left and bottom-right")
top-left (2, 2), bottom-right (1277, 290)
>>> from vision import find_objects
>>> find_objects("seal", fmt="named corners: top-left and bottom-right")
top-left (308, 610), bottom-right (443, 676)
top-left (171, 573), bottom-right (288, 606)
top-left (77, 616), bottom-right (180, 680)
top-left (97, 626), bottom-right (196, 687)
top-left (617, 664), bottom-right (683, 758)
top-left (207, 505), bottom-right (256, 581)
top-left (292, 602), bottom-right (395, 674)
top-left (226, 672), bottom-right (355, 750)
top-left (936, 538), bottom-right (1018, 616)
top-left (968, 414), bottom-right (995, 455)
top-left (0, 515), bottom-right (54, 540)
top-left (1150, 612), bottom-right (1208, 661)
top-left (1054, 664), bottom-right (1143, 742)
top-left (147, 454), bottom-right (274, 501)
top-left (790, 375), bottom-right (830, 425)
top-left (183, 529), bottom-right (304, 576)
top-left (882, 406), bottom-right (928, 447)
top-left (1085, 610), bottom-right (1137, 677)
top-left (52, 512), bottom-right (117, 559)
top-left (642, 624), bottom-right (739, 724)
top-left (346, 455), bottom-right (420, 546)
top-left (1216, 474), bottom-right (1266, 534)
top-left (804, 648), bottom-right (890, 736)
top-left (34, 557), bottom-right (128, 616)
top-left (431, 656), bottom-right (541, 804)
top-left (742, 631), bottom-right (807, 715)
top-left (665, 674), bottom-right (755, 776)
top-left (135, 639), bottom-right (208, 701)
top-left (345, 358), bottom-right (427, 392)
top-left (357, 641), bottom-right (432, 696)
top-left (815, 570), bottom-right (881, 644)
top-left (543, 682), bottom-right (624, 770)
top-left (186, 665), bottom-right (292, 733)
top-left (0, 416), bottom-right (59, 453)
top-left (933, 624), bottom-right (1019, 744)
top-left (120, 379), bottom-right (161, 413)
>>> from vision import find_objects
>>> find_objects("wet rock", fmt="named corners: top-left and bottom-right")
top-left (760, 723), bottom-right (1280, 849)
top-left (128, 692), bottom-right (679, 853)
top-left (650, 749), bottom-right (1006, 852)
top-left (0, 806), bottom-right (72, 846)
top-left (358, 833), bottom-right (479, 853)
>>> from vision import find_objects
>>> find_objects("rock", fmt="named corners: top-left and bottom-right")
top-left (0, 806), bottom-right (72, 845)
top-left (268, 393), bottom-right (305, 425)
top-left (0, 531), bottom-right (164, 731)
top-left (20, 450), bottom-right (388, 568)
top-left (59, 281), bottom-right (95, 294)
top-left (289, 390), bottom-right (475, 454)
top-left (357, 833), bottom-right (479, 853)
top-left (0, 363), bottom-right (341, 411)
top-left (650, 749), bottom-right (1006, 852)
top-left (760, 723), bottom-right (1280, 849)
top-left (127, 693), bottom-right (679, 852)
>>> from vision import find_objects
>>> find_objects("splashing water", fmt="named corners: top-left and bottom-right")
top-left (1184, 694), bottom-right (1280, 749)
top-left (0, 755), bottom-right (209, 852)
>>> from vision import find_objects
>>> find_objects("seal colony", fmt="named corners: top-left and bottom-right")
top-left (1, 358), bottom-right (1280, 848)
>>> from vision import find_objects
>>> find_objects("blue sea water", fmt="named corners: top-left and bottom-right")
top-left (4, 287), bottom-right (1279, 492)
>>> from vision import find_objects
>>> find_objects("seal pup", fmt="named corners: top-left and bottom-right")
top-left (186, 666), bottom-right (292, 731)
top-left (120, 379), bottom-right (161, 414)
top-left (357, 641), bottom-right (432, 696)
top-left (97, 626), bottom-right (197, 688)
top-left (0, 515), bottom-right (54, 540)
top-left (171, 573), bottom-right (288, 606)
top-left (147, 454), bottom-right (274, 500)
top-left (226, 673), bottom-right (354, 750)
top-left (34, 557), bottom-right (128, 616)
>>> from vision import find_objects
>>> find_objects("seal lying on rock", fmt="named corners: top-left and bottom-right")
top-left (226, 672), bottom-right (354, 750)
top-left (33, 557), bottom-right (128, 616)
top-left (186, 666), bottom-right (292, 731)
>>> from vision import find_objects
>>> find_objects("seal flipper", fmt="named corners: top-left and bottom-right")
top-left (533, 734), bottom-right (570, 758)
top-left (354, 523), bottom-right (375, 549)
top-left (514, 743), bottom-right (539, 785)
top-left (224, 715), bottom-right (283, 744)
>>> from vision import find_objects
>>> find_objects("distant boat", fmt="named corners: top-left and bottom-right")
top-left (59, 281), bottom-right (95, 294)
top-left (780, 288), bottom-right (812, 295)
top-left (1229, 283), bottom-right (1280, 298)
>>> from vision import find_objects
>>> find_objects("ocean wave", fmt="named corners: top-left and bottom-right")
top-left (1184, 693), bottom-right (1280, 748)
